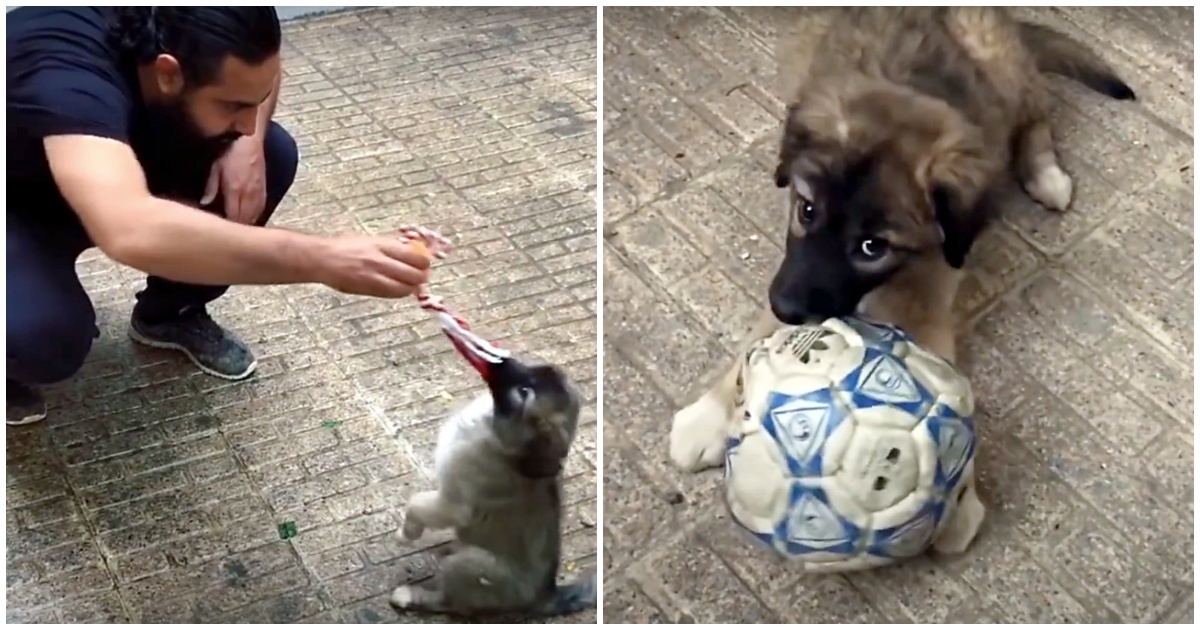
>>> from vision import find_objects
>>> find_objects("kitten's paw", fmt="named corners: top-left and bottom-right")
top-left (399, 517), bottom-right (425, 543)
top-left (390, 586), bottom-right (415, 609)
top-left (669, 393), bottom-right (731, 472)
top-left (1025, 163), bottom-right (1073, 211)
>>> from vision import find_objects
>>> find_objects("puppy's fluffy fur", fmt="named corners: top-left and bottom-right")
top-left (669, 8), bottom-right (1135, 550)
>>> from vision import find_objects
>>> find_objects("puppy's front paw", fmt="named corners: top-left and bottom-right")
top-left (932, 479), bottom-right (986, 555)
top-left (390, 585), bottom-right (415, 609)
top-left (669, 394), bottom-right (731, 472)
top-left (1025, 164), bottom-right (1073, 211)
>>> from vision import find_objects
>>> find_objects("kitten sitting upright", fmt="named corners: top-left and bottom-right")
top-left (391, 356), bottom-right (595, 618)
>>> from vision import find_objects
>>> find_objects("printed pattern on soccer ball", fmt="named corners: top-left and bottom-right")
top-left (723, 317), bottom-right (976, 570)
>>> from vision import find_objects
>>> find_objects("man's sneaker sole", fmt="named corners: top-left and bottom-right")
top-left (127, 325), bottom-right (258, 381)
top-left (7, 411), bottom-right (47, 426)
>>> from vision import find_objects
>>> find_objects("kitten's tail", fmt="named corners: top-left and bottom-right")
top-left (1017, 21), bottom-right (1136, 100)
top-left (537, 573), bottom-right (597, 617)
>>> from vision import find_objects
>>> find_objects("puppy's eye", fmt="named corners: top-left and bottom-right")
top-left (857, 238), bottom-right (889, 261)
top-left (798, 199), bottom-right (815, 224)
top-left (517, 386), bottom-right (534, 399)
top-left (790, 176), bottom-right (816, 225)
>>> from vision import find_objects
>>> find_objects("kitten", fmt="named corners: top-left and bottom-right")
top-left (391, 357), bottom-right (595, 618)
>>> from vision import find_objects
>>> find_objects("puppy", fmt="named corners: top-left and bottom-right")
top-left (670, 8), bottom-right (1134, 474)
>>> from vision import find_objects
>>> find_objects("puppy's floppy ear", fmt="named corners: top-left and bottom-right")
top-left (773, 160), bottom-right (792, 189)
top-left (774, 102), bottom-right (809, 188)
top-left (919, 128), bottom-right (995, 269)
top-left (931, 186), bottom-right (983, 269)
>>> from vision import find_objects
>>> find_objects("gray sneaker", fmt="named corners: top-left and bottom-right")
top-left (7, 380), bottom-right (47, 426)
top-left (128, 307), bottom-right (258, 381)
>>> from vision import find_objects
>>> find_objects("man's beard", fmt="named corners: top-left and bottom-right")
top-left (135, 97), bottom-right (243, 200)
top-left (143, 98), bottom-right (241, 160)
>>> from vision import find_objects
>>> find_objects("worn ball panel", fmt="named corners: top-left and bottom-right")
top-left (758, 389), bottom-right (853, 478)
top-left (723, 316), bottom-right (980, 571)
top-left (725, 428), bottom-right (793, 542)
top-left (831, 423), bottom-right (922, 513)
top-left (836, 316), bottom-right (913, 357)
top-left (934, 458), bottom-right (978, 535)
top-left (916, 404), bottom-right (977, 491)
top-left (903, 342), bottom-right (974, 417)
top-left (754, 324), bottom-right (863, 380)
top-left (779, 482), bottom-right (863, 557)
top-left (866, 495), bottom-right (944, 558)
top-left (741, 367), bottom-right (832, 421)
top-left (838, 347), bottom-right (936, 421)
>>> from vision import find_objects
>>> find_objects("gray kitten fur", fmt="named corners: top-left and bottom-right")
top-left (391, 359), bottom-right (595, 618)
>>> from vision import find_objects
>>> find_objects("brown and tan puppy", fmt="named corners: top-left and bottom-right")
top-left (670, 8), bottom-right (1134, 481)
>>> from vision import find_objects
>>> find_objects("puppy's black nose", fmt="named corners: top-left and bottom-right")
top-left (770, 289), bottom-right (848, 325)
top-left (769, 295), bottom-right (809, 325)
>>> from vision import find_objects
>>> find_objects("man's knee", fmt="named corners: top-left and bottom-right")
top-left (263, 121), bottom-right (299, 213)
top-left (7, 218), bottom-right (96, 385)
top-left (8, 308), bottom-right (96, 385)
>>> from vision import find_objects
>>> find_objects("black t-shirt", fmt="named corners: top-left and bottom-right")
top-left (7, 7), bottom-right (144, 222)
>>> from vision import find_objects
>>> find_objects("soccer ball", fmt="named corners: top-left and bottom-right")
top-left (723, 317), bottom-right (981, 572)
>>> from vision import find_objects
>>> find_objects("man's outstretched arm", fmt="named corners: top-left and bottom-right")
top-left (45, 133), bottom-right (433, 298)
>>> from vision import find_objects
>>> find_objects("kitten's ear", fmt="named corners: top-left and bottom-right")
top-left (775, 102), bottom-right (809, 188)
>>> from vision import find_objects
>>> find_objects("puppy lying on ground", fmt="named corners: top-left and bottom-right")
top-left (670, 7), bottom-right (1135, 476)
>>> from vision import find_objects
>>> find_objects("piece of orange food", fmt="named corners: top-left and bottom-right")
top-left (408, 239), bottom-right (431, 260)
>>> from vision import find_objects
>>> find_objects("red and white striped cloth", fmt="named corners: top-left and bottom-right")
top-left (401, 226), bottom-right (511, 379)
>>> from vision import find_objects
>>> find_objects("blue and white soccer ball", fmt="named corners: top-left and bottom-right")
top-left (723, 317), bottom-right (982, 572)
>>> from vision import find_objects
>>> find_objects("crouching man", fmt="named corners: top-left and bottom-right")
top-left (7, 7), bottom-right (431, 424)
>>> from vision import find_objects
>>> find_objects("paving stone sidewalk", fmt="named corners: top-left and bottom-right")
top-left (6, 7), bottom-right (597, 623)
top-left (602, 7), bottom-right (1192, 624)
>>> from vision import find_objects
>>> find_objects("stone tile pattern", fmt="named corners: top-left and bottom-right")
top-left (6, 7), bottom-right (598, 624)
top-left (602, 6), bottom-right (1192, 624)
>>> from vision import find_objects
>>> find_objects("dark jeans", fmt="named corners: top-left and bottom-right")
top-left (7, 122), bottom-right (299, 385)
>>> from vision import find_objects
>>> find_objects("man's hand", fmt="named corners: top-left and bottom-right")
top-left (203, 135), bottom-right (268, 224)
top-left (316, 235), bottom-right (435, 298)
